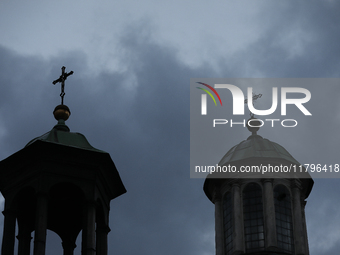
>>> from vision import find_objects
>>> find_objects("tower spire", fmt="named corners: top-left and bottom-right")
top-left (204, 131), bottom-right (313, 255)
top-left (0, 66), bottom-right (126, 255)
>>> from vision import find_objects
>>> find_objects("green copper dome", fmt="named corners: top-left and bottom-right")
top-left (219, 134), bottom-right (301, 166)
top-left (25, 119), bottom-right (105, 153)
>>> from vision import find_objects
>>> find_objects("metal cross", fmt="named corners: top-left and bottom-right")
top-left (52, 66), bottom-right (74, 105)
top-left (244, 92), bottom-right (262, 117)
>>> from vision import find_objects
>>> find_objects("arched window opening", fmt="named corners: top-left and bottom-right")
top-left (274, 185), bottom-right (295, 254)
top-left (243, 182), bottom-right (265, 252)
top-left (45, 230), bottom-right (63, 255)
top-left (223, 192), bottom-right (233, 255)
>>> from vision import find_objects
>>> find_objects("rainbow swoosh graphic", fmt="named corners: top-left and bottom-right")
top-left (196, 82), bottom-right (222, 106)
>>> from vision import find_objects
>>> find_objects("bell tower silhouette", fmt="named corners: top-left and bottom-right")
top-left (0, 67), bottom-right (126, 255)
top-left (204, 120), bottom-right (313, 255)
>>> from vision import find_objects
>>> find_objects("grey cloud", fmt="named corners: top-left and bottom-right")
top-left (1, 3), bottom-right (340, 253)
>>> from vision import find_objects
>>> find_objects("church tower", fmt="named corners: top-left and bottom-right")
top-left (204, 122), bottom-right (313, 255)
top-left (0, 67), bottom-right (126, 255)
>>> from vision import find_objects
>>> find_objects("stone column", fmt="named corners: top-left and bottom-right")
top-left (17, 225), bottom-right (32, 255)
top-left (82, 201), bottom-right (96, 255)
top-left (62, 240), bottom-right (76, 255)
top-left (301, 201), bottom-right (310, 255)
top-left (1, 208), bottom-right (16, 255)
top-left (213, 192), bottom-right (224, 255)
top-left (292, 182), bottom-right (306, 255)
top-left (96, 225), bottom-right (110, 255)
top-left (262, 179), bottom-right (277, 249)
top-left (232, 182), bottom-right (244, 254)
top-left (33, 193), bottom-right (48, 255)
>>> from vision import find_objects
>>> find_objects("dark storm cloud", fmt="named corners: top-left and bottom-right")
top-left (1, 2), bottom-right (340, 254)
top-left (219, 1), bottom-right (340, 78)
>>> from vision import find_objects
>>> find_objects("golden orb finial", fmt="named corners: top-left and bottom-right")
top-left (53, 105), bottom-right (71, 121)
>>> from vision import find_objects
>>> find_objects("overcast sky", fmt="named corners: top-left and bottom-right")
top-left (1, 1), bottom-right (340, 255)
